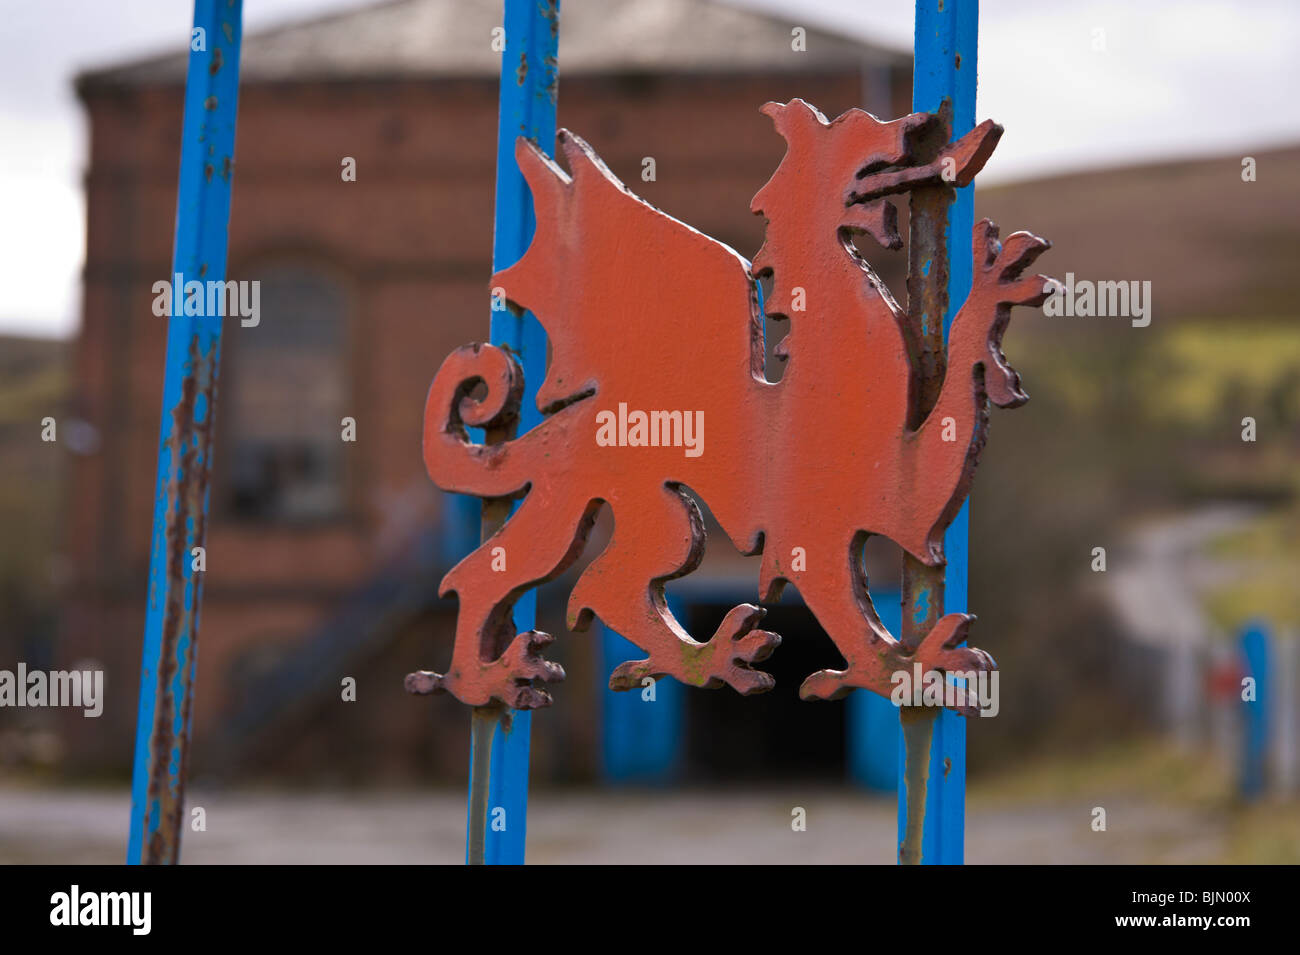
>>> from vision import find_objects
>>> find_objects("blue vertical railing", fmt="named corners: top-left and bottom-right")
top-left (465, 0), bottom-right (560, 866)
top-left (600, 597), bottom-right (687, 783)
top-left (127, 0), bottom-right (244, 864)
top-left (896, 0), bottom-right (979, 865)
top-left (1239, 622), bottom-right (1272, 800)
top-left (848, 591), bottom-right (903, 789)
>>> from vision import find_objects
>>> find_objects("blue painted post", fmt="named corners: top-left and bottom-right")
top-left (465, 0), bottom-right (560, 866)
top-left (896, 0), bottom-right (978, 865)
top-left (1239, 621), bottom-right (1272, 800)
top-left (848, 590), bottom-right (902, 790)
top-left (600, 599), bottom-right (686, 784)
top-left (127, 0), bottom-right (243, 865)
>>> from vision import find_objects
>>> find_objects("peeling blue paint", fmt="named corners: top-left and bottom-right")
top-left (912, 586), bottom-right (931, 627)
top-left (466, 0), bottom-right (561, 867)
top-left (128, 0), bottom-right (243, 865)
top-left (897, 0), bottom-right (978, 867)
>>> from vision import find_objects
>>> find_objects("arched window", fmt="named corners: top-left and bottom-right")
top-left (222, 263), bottom-right (348, 522)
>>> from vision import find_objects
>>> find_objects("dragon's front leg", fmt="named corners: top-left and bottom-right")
top-left (894, 219), bottom-right (1058, 564)
top-left (946, 220), bottom-right (1057, 408)
top-left (784, 533), bottom-right (993, 711)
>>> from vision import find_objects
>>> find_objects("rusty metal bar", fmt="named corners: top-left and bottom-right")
top-left (898, 0), bottom-right (979, 865)
top-left (127, 0), bottom-right (243, 865)
top-left (464, 0), bottom-right (560, 866)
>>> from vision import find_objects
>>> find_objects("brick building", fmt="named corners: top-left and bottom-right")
top-left (62, 0), bottom-right (910, 783)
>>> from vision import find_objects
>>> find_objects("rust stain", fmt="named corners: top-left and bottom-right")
top-left (408, 100), bottom-right (1055, 711)
top-left (142, 334), bottom-right (219, 864)
top-left (544, 55), bottom-right (559, 105)
top-left (899, 707), bottom-right (935, 864)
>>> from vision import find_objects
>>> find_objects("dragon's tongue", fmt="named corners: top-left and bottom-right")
top-left (936, 119), bottom-right (1003, 188)
top-left (849, 119), bottom-right (1003, 202)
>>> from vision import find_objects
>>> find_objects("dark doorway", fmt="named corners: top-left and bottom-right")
top-left (682, 600), bottom-right (847, 782)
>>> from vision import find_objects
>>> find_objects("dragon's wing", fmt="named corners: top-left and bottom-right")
top-left (492, 132), bottom-right (765, 414)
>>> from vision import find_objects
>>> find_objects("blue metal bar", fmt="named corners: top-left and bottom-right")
top-left (1239, 621), bottom-right (1272, 800)
top-left (127, 0), bottom-right (243, 865)
top-left (848, 590), bottom-right (902, 790)
top-left (599, 598), bottom-right (686, 784)
top-left (896, 0), bottom-right (978, 865)
top-left (465, 0), bottom-right (560, 866)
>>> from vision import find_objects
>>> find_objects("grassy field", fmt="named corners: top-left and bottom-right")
top-left (1204, 504), bottom-right (1300, 631)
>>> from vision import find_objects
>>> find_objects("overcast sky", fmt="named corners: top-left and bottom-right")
top-left (2, 0), bottom-right (1297, 338)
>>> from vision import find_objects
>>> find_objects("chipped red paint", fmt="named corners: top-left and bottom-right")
top-left (408, 99), bottom-right (1055, 712)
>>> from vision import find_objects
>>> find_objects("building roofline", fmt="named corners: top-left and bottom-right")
top-left (76, 0), bottom-right (909, 96)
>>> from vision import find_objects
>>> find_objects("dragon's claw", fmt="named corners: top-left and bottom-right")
top-left (962, 219), bottom-right (1058, 409)
top-left (609, 603), bottom-right (781, 695)
top-left (800, 613), bottom-right (996, 715)
top-left (799, 668), bottom-right (855, 702)
top-left (404, 629), bottom-right (566, 710)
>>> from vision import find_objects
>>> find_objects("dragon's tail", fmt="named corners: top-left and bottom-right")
top-left (422, 342), bottom-right (532, 499)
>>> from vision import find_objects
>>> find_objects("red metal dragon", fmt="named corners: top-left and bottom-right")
top-left (408, 100), bottom-right (1056, 711)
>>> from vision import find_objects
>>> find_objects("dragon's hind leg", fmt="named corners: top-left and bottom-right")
top-left (784, 532), bottom-right (993, 712)
top-left (406, 492), bottom-right (601, 709)
top-left (569, 485), bottom-right (781, 695)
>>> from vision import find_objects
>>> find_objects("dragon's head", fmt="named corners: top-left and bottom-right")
top-left (751, 99), bottom-right (1002, 275)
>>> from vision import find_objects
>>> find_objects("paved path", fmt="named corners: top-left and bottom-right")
top-left (1103, 503), bottom-right (1257, 649)
top-left (0, 785), bottom-right (1225, 864)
